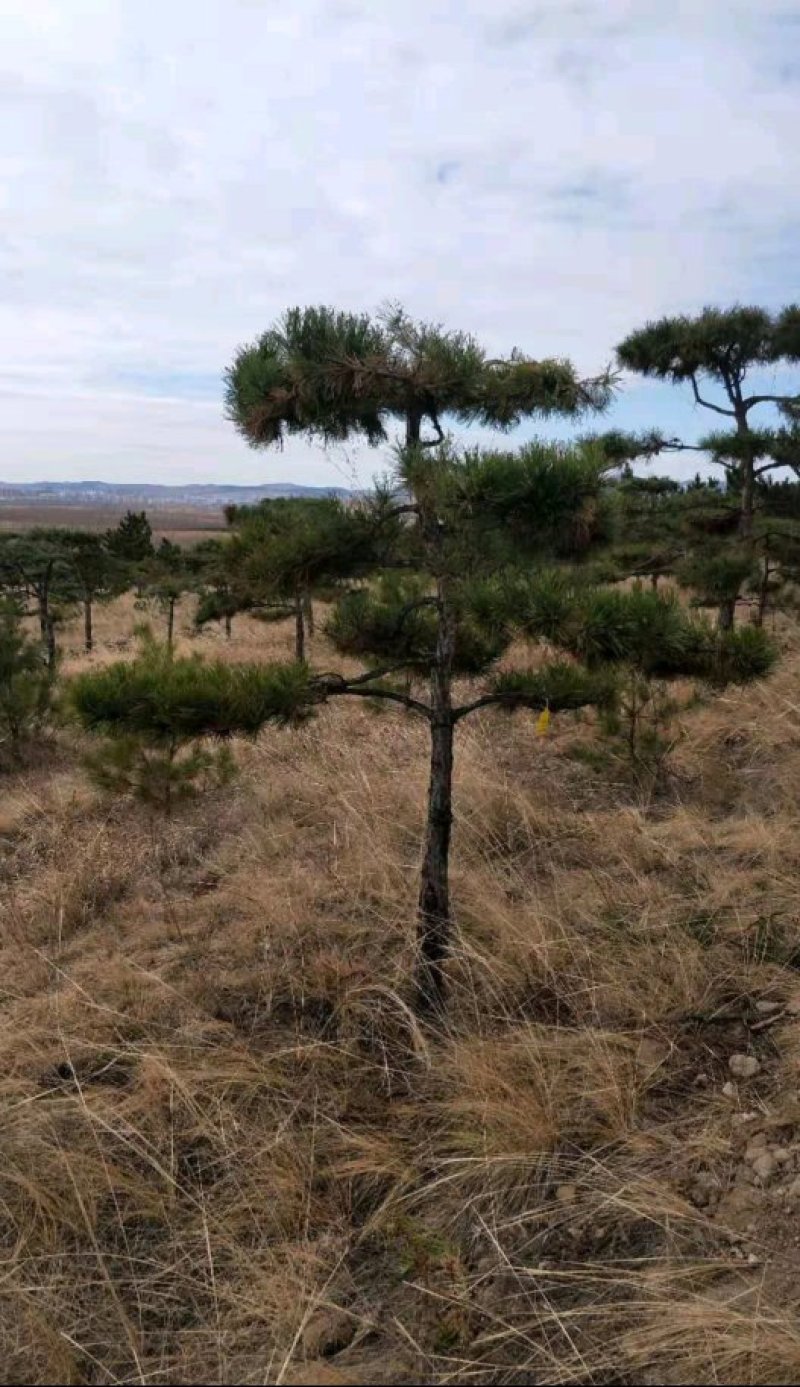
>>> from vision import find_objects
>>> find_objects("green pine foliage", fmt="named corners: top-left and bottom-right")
top-left (70, 641), bottom-right (315, 812)
top-left (70, 644), bottom-right (313, 742)
top-left (617, 306), bottom-right (800, 381)
top-left (325, 575), bottom-right (508, 675)
top-left (225, 304), bottom-right (613, 453)
top-left (105, 511), bottom-right (154, 563)
top-left (485, 662), bottom-right (617, 715)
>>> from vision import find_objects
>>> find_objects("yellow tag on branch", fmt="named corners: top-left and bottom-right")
top-left (535, 708), bottom-right (551, 737)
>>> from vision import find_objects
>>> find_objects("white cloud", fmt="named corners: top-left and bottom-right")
top-left (1, 0), bottom-right (799, 483)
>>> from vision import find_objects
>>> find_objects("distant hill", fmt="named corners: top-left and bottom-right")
top-left (0, 481), bottom-right (353, 508)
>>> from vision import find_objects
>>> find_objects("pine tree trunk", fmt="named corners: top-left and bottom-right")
top-left (294, 593), bottom-right (305, 662)
top-left (414, 578), bottom-right (456, 1015)
top-left (416, 714), bottom-right (454, 1014)
top-left (224, 611), bottom-right (232, 640)
top-left (45, 616), bottom-right (56, 671)
top-left (303, 589), bottom-right (315, 637)
top-left (650, 573), bottom-right (658, 591)
top-left (167, 598), bottom-right (175, 650)
top-left (755, 557), bottom-right (771, 627)
top-left (718, 598), bottom-right (736, 631)
top-left (734, 405), bottom-right (755, 541)
top-left (739, 461), bottom-right (755, 540)
top-left (84, 597), bottom-right (93, 653)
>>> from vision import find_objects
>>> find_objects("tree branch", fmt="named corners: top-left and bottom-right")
top-left (320, 678), bottom-right (431, 718)
top-left (744, 393), bottom-right (800, 411)
top-left (453, 691), bottom-right (541, 723)
top-left (382, 502), bottom-right (420, 520)
top-left (418, 411), bottom-right (445, 448)
top-left (316, 663), bottom-right (411, 688)
top-left (690, 373), bottom-right (735, 418)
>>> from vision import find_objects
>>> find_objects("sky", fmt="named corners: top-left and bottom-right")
top-left (2, 0), bottom-right (800, 488)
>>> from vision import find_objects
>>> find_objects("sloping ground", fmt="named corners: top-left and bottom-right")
top-left (2, 605), bottom-right (800, 1383)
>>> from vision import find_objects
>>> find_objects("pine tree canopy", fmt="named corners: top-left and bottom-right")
top-left (617, 305), bottom-right (800, 385)
top-left (225, 304), bottom-right (614, 452)
top-left (105, 511), bottom-right (154, 562)
top-left (227, 496), bottom-right (384, 597)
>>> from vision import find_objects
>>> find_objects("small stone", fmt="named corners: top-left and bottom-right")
top-left (786, 997), bottom-right (800, 1016)
top-left (752, 1152), bottom-right (777, 1181)
top-left (694, 1072), bottom-right (710, 1086)
top-left (747, 1252), bottom-right (760, 1265)
top-left (722, 1081), bottom-right (737, 1099)
top-left (729, 1054), bottom-right (760, 1079)
top-left (635, 1037), bottom-right (670, 1073)
top-left (745, 1135), bottom-right (768, 1161)
top-left (787, 1175), bottom-right (800, 1200)
top-left (717, 1187), bottom-right (761, 1231)
top-left (755, 1000), bottom-right (782, 1014)
top-left (556, 1184), bottom-right (577, 1205)
top-left (773, 1147), bottom-right (792, 1165)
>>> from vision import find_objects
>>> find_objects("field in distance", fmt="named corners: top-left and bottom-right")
top-left (0, 502), bottom-right (227, 544)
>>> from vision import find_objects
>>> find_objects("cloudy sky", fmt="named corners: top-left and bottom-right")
top-left (3, 0), bottom-right (800, 487)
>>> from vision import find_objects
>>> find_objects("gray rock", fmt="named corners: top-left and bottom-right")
top-left (752, 1152), bottom-right (777, 1181)
top-left (729, 1054), bottom-right (760, 1079)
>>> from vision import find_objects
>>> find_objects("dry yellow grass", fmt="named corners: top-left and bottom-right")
top-left (2, 596), bottom-right (800, 1382)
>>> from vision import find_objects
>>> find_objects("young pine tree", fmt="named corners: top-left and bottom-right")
top-left (617, 307), bottom-right (800, 619)
top-left (0, 530), bottom-right (78, 669)
top-left (225, 496), bottom-right (384, 659)
top-left (225, 304), bottom-right (620, 1011)
top-left (0, 600), bottom-right (54, 764)
top-left (70, 634), bottom-right (312, 814)
top-left (189, 538), bottom-right (246, 640)
top-left (61, 531), bottom-right (126, 653)
top-left (105, 511), bottom-right (154, 564)
top-left (138, 540), bottom-right (192, 649)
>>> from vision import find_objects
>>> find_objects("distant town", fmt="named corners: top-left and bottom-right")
top-left (0, 480), bottom-right (352, 508)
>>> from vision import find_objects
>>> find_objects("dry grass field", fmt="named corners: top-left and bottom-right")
top-left (0, 504), bottom-right (226, 544)
top-left (3, 594), bottom-right (800, 1383)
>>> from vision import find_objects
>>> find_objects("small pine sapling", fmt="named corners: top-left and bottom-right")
top-left (70, 635), bottom-right (313, 814)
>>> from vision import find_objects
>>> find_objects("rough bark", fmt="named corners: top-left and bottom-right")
top-left (718, 598), bottom-right (736, 631)
top-left (415, 710), bottom-right (455, 1014)
top-left (414, 565), bottom-right (456, 1015)
top-left (294, 592), bottom-right (305, 662)
top-left (303, 589), bottom-right (315, 637)
top-left (755, 556), bottom-right (771, 627)
top-left (735, 403), bottom-right (755, 541)
top-left (44, 616), bottom-right (56, 670)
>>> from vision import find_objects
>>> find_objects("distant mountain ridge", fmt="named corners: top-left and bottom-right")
top-left (0, 481), bottom-right (353, 507)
